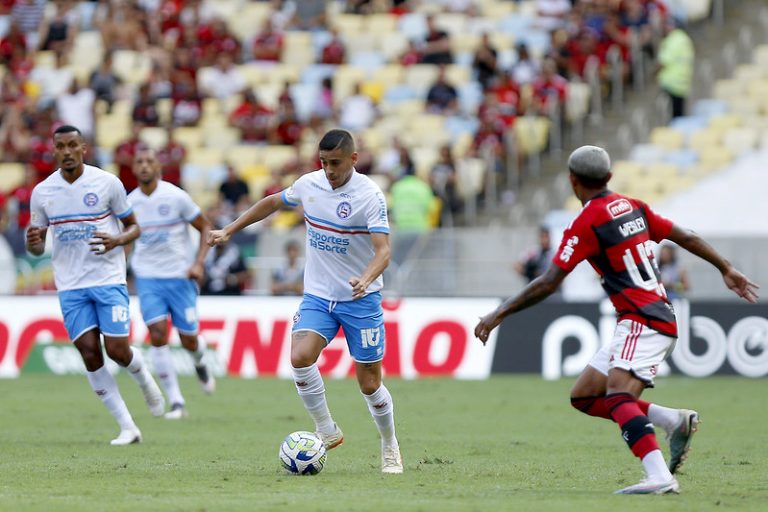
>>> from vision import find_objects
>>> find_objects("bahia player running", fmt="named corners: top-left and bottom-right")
top-left (128, 147), bottom-right (216, 420)
top-left (208, 129), bottom-right (403, 474)
top-left (26, 125), bottom-right (165, 445)
top-left (475, 145), bottom-right (759, 494)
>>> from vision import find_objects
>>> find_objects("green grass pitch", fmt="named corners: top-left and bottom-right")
top-left (1, 375), bottom-right (766, 511)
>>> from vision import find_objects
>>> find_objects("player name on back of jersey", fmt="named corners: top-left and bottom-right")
top-left (618, 217), bottom-right (646, 238)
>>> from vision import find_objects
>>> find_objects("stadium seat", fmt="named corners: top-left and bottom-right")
top-left (203, 126), bottom-right (240, 150)
top-left (688, 129), bottom-right (722, 152)
top-left (139, 127), bottom-right (168, 150)
top-left (434, 13), bottom-right (468, 36)
top-left (628, 144), bottom-right (665, 164)
top-left (513, 116), bottom-right (551, 156)
top-left (411, 146), bottom-right (440, 180)
top-left (734, 64), bottom-right (766, 82)
top-left (565, 82), bottom-right (591, 124)
top-left (173, 127), bottom-right (204, 151)
top-left (332, 65), bottom-right (367, 105)
top-left (397, 13), bottom-right (428, 41)
top-left (226, 145), bottom-right (262, 173)
top-left (691, 99), bottom-right (729, 119)
top-left (404, 65), bottom-right (440, 95)
top-left (712, 79), bottom-right (743, 101)
top-left (365, 13), bottom-right (398, 35)
top-left (697, 145), bottom-right (734, 171)
top-left (228, 2), bottom-right (271, 42)
top-left (708, 113), bottom-right (742, 132)
top-left (332, 14), bottom-right (364, 34)
top-left (456, 157), bottom-right (486, 199)
top-left (0, 163), bottom-right (25, 192)
top-left (649, 126), bottom-right (685, 151)
top-left (722, 127), bottom-right (759, 155)
top-left (372, 65), bottom-right (405, 91)
top-left (112, 50), bottom-right (151, 85)
top-left (753, 44), bottom-right (768, 68)
top-left (95, 116), bottom-right (130, 150)
top-left (375, 31), bottom-right (409, 62)
top-left (262, 145), bottom-right (297, 171)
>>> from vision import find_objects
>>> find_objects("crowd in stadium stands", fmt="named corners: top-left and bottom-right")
top-left (0, 0), bottom-right (672, 293)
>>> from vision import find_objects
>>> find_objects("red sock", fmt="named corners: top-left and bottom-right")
top-left (570, 396), bottom-right (612, 420)
top-left (605, 392), bottom-right (659, 459)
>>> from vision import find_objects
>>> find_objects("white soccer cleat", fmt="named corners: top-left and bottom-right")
top-left (667, 409), bottom-right (700, 474)
top-left (614, 476), bottom-right (679, 495)
top-left (316, 424), bottom-right (344, 450)
top-left (110, 427), bottom-right (142, 446)
top-left (164, 403), bottom-right (188, 420)
top-left (195, 363), bottom-right (216, 395)
top-left (140, 378), bottom-right (166, 417)
top-left (381, 444), bottom-right (403, 474)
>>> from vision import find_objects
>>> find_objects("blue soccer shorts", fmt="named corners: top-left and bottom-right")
top-left (292, 292), bottom-right (385, 363)
top-left (58, 284), bottom-right (131, 341)
top-left (135, 277), bottom-right (199, 335)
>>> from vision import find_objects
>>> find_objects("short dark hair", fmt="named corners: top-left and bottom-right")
top-left (53, 125), bottom-right (82, 137)
top-left (318, 129), bottom-right (355, 153)
top-left (570, 171), bottom-right (611, 189)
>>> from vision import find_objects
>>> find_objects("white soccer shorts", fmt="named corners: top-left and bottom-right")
top-left (588, 319), bottom-right (677, 386)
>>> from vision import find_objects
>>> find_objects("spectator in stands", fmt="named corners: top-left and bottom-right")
top-left (252, 19), bottom-right (284, 62)
top-left (229, 90), bottom-right (274, 143)
top-left (339, 82), bottom-right (377, 132)
top-left (0, 104), bottom-right (32, 164)
top-left (97, 0), bottom-right (149, 51)
top-left (510, 43), bottom-right (541, 86)
top-left (490, 72), bottom-right (522, 120)
top-left (11, 0), bottom-right (45, 51)
top-left (532, 58), bottom-right (568, 115)
top-left (312, 77), bottom-right (334, 119)
top-left (132, 83), bottom-right (160, 127)
top-left (200, 18), bottom-right (242, 64)
top-left (114, 123), bottom-right (145, 192)
top-left (270, 102), bottom-right (304, 146)
top-left (56, 80), bottom-right (96, 141)
top-left (0, 22), bottom-right (27, 66)
top-left (199, 53), bottom-right (247, 99)
top-left (37, 0), bottom-right (79, 53)
top-left (536, 0), bottom-right (572, 32)
top-left (171, 77), bottom-right (202, 127)
top-left (472, 33), bottom-right (498, 91)
top-left (5, 165), bottom-right (37, 254)
top-left (29, 50), bottom-right (73, 108)
top-left (293, 0), bottom-right (326, 31)
top-left (429, 144), bottom-right (463, 226)
top-left (658, 244), bottom-right (689, 300)
top-left (426, 65), bottom-right (459, 115)
top-left (89, 52), bottom-right (122, 112)
top-left (321, 29), bottom-right (346, 65)
top-left (271, 239), bottom-right (304, 296)
top-left (399, 40), bottom-right (422, 66)
top-left (27, 117), bottom-right (56, 181)
top-left (156, 125), bottom-right (185, 188)
top-left (389, 165), bottom-right (437, 265)
top-left (354, 137), bottom-right (375, 176)
top-left (620, 0), bottom-right (654, 59)
top-left (219, 164), bottom-right (250, 209)
top-left (421, 15), bottom-right (453, 65)
top-left (201, 238), bottom-right (249, 295)
top-left (656, 18), bottom-right (694, 119)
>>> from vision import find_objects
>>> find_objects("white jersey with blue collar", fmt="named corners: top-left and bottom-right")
top-left (29, 165), bottom-right (133, 291)
top-left (129, 180), bottom-right (201, 279)
top-left (281, 169), bottom-right (389, 302)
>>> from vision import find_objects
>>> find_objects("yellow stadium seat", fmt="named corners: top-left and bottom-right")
top-left (722, 127), bottom-right (758, 155)
top-left (227, 145), bottom-right (263, 173)
top-left (332, 66), bottom-right (367, 105)
top-left (451, 33), bottom-right (480, 54)
top-left (156, 98), bottom-right (172, 125)
top-left (456, 157), bottom-right (486, 198)
top-left (433, 13), bottom-right (468, 36)
top-left (173, 127), bottom-right (204, 151)
top-left (262, 145), bottom-right (297, 171)
top-left (0, 163), bottom-right (25, 192)
top-left (688, 129), bottom-right (722, 152)
top-left (95, 116), bottom-right (130, 150)
top-left (229, 2), bottom-right (271, 42)
top-left (73, 31), bottom-right (104, 74)
top-left (366, 14), bottom-right (398, 35)
top-left (753, 44), bottom-right (768, 68)
top-left (361, 81), bottom-right (385, 103)
top-left (565, 82), bottom-right (591, 123)
top-left (649, 127), bottom-right (684, 151)
top-left (112, 50), bottom-right (151, 85)
top-left (34, 50), bottom-right (55, 68)
top-left (375, 32), bottom-right (409, 62)
top-left (139, 127), bottom-right (168, 150)
top-left (727, 96), bottom-right (760, 117)
top-left (238, 64), bottom-right (266, 87)
top-left (241, 165), bottom-right (270, 180)
top-left (445, 64), bottom-right (471, 86)
top-left (247, 176), bottom-right (271, 200)
top-left (697, 146), bottom-right (734, 172)
top-left (708, 113), bottom-right (742, 132)
top-left (734, 64), bottom-right (766, 82)
top-left (203, 126), bottom-right (240, 150)
top-left (187, 147), bottom-right (224, 168)
top-left (513, 116), bottom-right (551, 156)
top-left (371, 64), bottom-right (404, 90)
top-left (411, 146), bottom-right (440, 180)
top-left (332, 14), bottom-right (364, 34)
top-left (404, 64), bottom-right (440, 92)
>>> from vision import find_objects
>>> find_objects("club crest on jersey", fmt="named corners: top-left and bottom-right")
top-left (293, 311), bottom-right (301, 325)
top-left (607, 198), bottom-right (633, 218)
top-left (158, 204), bottom-right (171, 216)
top-left (336, 201), bottom-right (352, 219)
top-left (83, 192), bottom-right (98, 207)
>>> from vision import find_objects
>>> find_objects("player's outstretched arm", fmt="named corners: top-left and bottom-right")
top-left (349, 232), bottom-right (390, 300)
top-left (474, 264), bottom-right (568, 344)
top-left (208, 193), bottom-right (283, 247)
top-left (189, 213), bottom-right (212, 280)
top-left (666, 224), bottom-right (759, 303)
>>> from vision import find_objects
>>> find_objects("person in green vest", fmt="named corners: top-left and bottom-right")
top-left (657, 18), bottom-right (695, 119)
top-left (389, 165), bottom-right (438, 266)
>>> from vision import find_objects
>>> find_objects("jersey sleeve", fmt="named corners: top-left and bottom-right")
top-left (638, 200), bottom-right (674, 242)
top-left (366, 188), bottom-right (389, 234)
top-left (29, 187), bottom-right (49, 228)
top-left (552, 212), bottom-right (599, 273)
top-left (177, 189), bottom-right (202, 222)
top-left (281, 175), bottom-right (305, 208)
top-left (109, 176), bottom-right (133, 219)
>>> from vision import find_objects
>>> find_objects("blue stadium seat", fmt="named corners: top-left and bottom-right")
top-left (301, 64), bottom-right (337, 85)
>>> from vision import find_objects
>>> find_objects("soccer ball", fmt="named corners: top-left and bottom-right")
top-left (279, 431), bottom-right (327, 475)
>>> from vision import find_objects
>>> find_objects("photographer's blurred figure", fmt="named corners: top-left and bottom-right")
top-left (515, 226), bottom-right (562, 300)
top-left (658, 244), bottom-right (689, 300)
top-left (271, 240), bottom-right (304, 296)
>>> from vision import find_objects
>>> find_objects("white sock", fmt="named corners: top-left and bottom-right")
top-left (151, 345), bottom-right (185, 406)
top-left (363, 384), bottom-right (397, 448)
top-left (292, 365), bottom-right (335, 434)
top-left (642, 449), bottom-right (673, 481)
top-left (126, 346), bottom-right (154, 390)
top-left (188, 336), bottom-right (206, 365)
top-left (648, 404), bottom-right (681, 432)
top-left (86, 366), bottom-right (137, 431)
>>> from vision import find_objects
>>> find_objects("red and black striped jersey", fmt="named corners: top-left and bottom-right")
top-left (552, 191), bottom-right (678, 337)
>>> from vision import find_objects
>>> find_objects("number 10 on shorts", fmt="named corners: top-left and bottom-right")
top-left (360, 328), bottom-right (381, 348)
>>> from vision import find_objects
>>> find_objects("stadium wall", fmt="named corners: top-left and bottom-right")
top-left (0, 297), bottom-right (764, 379)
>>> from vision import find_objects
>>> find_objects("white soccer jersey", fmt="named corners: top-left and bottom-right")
top-left (282, 169), bottom-right (389, 302)
top-left (129, 180), bottom-right (201, 279)
top-left (29, 165), bottom-right (133, 291)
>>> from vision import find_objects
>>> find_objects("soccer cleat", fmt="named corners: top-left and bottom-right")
top-left (381, 444), bottom-right (403, 474)
top-left (316, 424), bottom-right (344, 450)
top-left (110, 427), bottom-right (142, 446)
top-left (195, 363), bottom-right (216, 394)
top-left (140, 378), bottom-right (166, 417)
top-left (668, 409), bottom-right (700, 474)
top-left (164, 403), bottom-right (188, 420)
top-left (614, 476), bottom-right (679, 495)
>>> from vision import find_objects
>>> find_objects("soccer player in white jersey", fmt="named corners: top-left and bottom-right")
top-left (208, 129), bottom-right (403, 474)
top-left (129, 147), bottom-right (215, 419)
top-left (26, 125), bottom-right (165, 446)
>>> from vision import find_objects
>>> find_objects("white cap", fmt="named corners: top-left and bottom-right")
top-left (567, 145), bottom-right (611, 179)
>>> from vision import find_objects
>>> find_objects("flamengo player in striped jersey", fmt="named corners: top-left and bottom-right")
top-left (128, 147), bottom-right (216, 420)
top-left (207, 129), bottom-right (403, 474)
top-left (26, 125), bottom-right (165, 446)
top-left (475, 146), bottom-right (759, 495)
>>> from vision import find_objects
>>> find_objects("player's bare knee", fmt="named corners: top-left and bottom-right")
top-left (105, 342), bottom-right (132, 366)
top-left (147, 323), bottom-right (167, 346)
top-left (179, 334), bottom-right (198, 352)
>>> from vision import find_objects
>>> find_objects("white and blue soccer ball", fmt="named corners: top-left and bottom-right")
top-left (279, 431), bottom-right (327, 475)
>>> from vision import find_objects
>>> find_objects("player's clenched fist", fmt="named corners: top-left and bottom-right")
top-left (26, 226), bottom-right (45, 248)
top-left (207, 229), bottom-right (229, 247)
